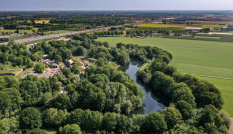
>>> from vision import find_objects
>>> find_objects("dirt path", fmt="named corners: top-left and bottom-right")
top-left (230, 117), bottom-right (233, 134)
top-left (181, 73), bottom-right (233, 81)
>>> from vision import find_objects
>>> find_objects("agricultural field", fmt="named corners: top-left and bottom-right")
top-left (187, 20), bottom-right (233, 24)
top-left (134, 24), bottom-right (186, 32)
top-left (0, 27), bottom-right (38, 33)
top-left (96, 37), bottom-right (233, 115)
top-left (136, 24), bottom-right (186, 28)
top-left (34, 20), bottom-right (51, 24)
top-left (135, 23), bottom-right (226, 31)
top-left (202, 24), bottom-right (225, 28)
top-left (16, 20), bottom-right (32, 23)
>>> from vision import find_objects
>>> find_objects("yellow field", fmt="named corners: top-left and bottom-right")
top-left (136, 24), bottom-right (186, 28)
top-left (136, 23), bottom-right (225, 29)
top-left (34, 20), bottom-right (50, 24)
top-left (202, 25), bottom-right (224, 28)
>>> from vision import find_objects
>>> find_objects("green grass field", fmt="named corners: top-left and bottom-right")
top-left (196, 76), bottom-right (233, 116)
top-left (0, 29), bottom-right (33, 33)
top-left (96, 37), bottom-right (233, 79)
top-left (96, 37), bottom-right (233, 116)
top-left (202, 24), bottom-right (224, 28)
top-left (194, 36), bottom-right (221, 39)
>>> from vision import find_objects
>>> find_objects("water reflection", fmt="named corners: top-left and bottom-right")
top-left (118, 59), bottom-right (167, 118)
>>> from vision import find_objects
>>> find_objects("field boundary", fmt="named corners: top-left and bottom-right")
top-left (181, 73), bottom-right (233, 81)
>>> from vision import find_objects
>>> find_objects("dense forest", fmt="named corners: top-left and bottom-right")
top-left (0, 32), bottom-right (231, 134)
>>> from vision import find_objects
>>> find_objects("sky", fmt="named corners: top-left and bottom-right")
top-left (0, 0), bottom-right (233, 11)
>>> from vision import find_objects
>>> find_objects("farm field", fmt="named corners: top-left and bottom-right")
top-left (34, 20), bottom-right (50, 24)
top-left (96, 37), bottom-right (233, 115)
top-left (136, 24), bottom-right (186, 28)
top-left (135, 23), bottom-right (225, 31)
top-left (0, 27), bottom-right (38, 33)
top-left (187, 21), bottom-right (233, 24)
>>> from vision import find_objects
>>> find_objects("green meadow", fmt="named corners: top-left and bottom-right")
top-left (96, 37), bottom-right (233, 116)
top-left (196, 76), bottom-right (233, 116)
top-left (96, 37), bottom-right (233, 79)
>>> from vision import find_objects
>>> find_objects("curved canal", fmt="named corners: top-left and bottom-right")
top-left (118, 59), bottom-right (166, 117)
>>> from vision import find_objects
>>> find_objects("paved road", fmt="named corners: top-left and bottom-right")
top-left (0, 26), bottom-right (116, 45)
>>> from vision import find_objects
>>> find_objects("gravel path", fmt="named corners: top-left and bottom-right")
top-left (230, 117), bottom-right (233, 134)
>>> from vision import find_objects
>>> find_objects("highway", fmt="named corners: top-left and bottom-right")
top-left (0, 26), bottom-right (114, 45)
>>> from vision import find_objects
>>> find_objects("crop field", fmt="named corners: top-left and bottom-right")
top-left (0, 29), bottom-right (33, 33)
top-left (96, 37), bottom-right (233, 115)
top-left (34, 20), bottom-right (50, 24)
top-left (136, 24), bottom-right (186, 28)
top-left (136, 23), bottom-right (224, 29)
top-left (202, 24), bottom-right (224, 28)
top-left (187, 21), bottom-right (233, 24)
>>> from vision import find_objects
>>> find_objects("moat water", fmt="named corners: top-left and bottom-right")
top-left (118, 59), bottom-right (166, 117)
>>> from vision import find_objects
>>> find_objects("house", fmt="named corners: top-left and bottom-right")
top-left (67, 59), bottom-right (74, 66)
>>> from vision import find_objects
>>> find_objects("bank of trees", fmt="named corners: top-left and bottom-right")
top-left (136, 49), bottom-right (227, 133)
top-left (94, 31), bottom-right (124, 37)
top-left (126, 30), bottom-right (153, 36)
top-left (0, 38), bottom-right (9, 43)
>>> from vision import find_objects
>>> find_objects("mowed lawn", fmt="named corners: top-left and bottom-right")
top-left (96, 37), bottom-right (233, 116)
